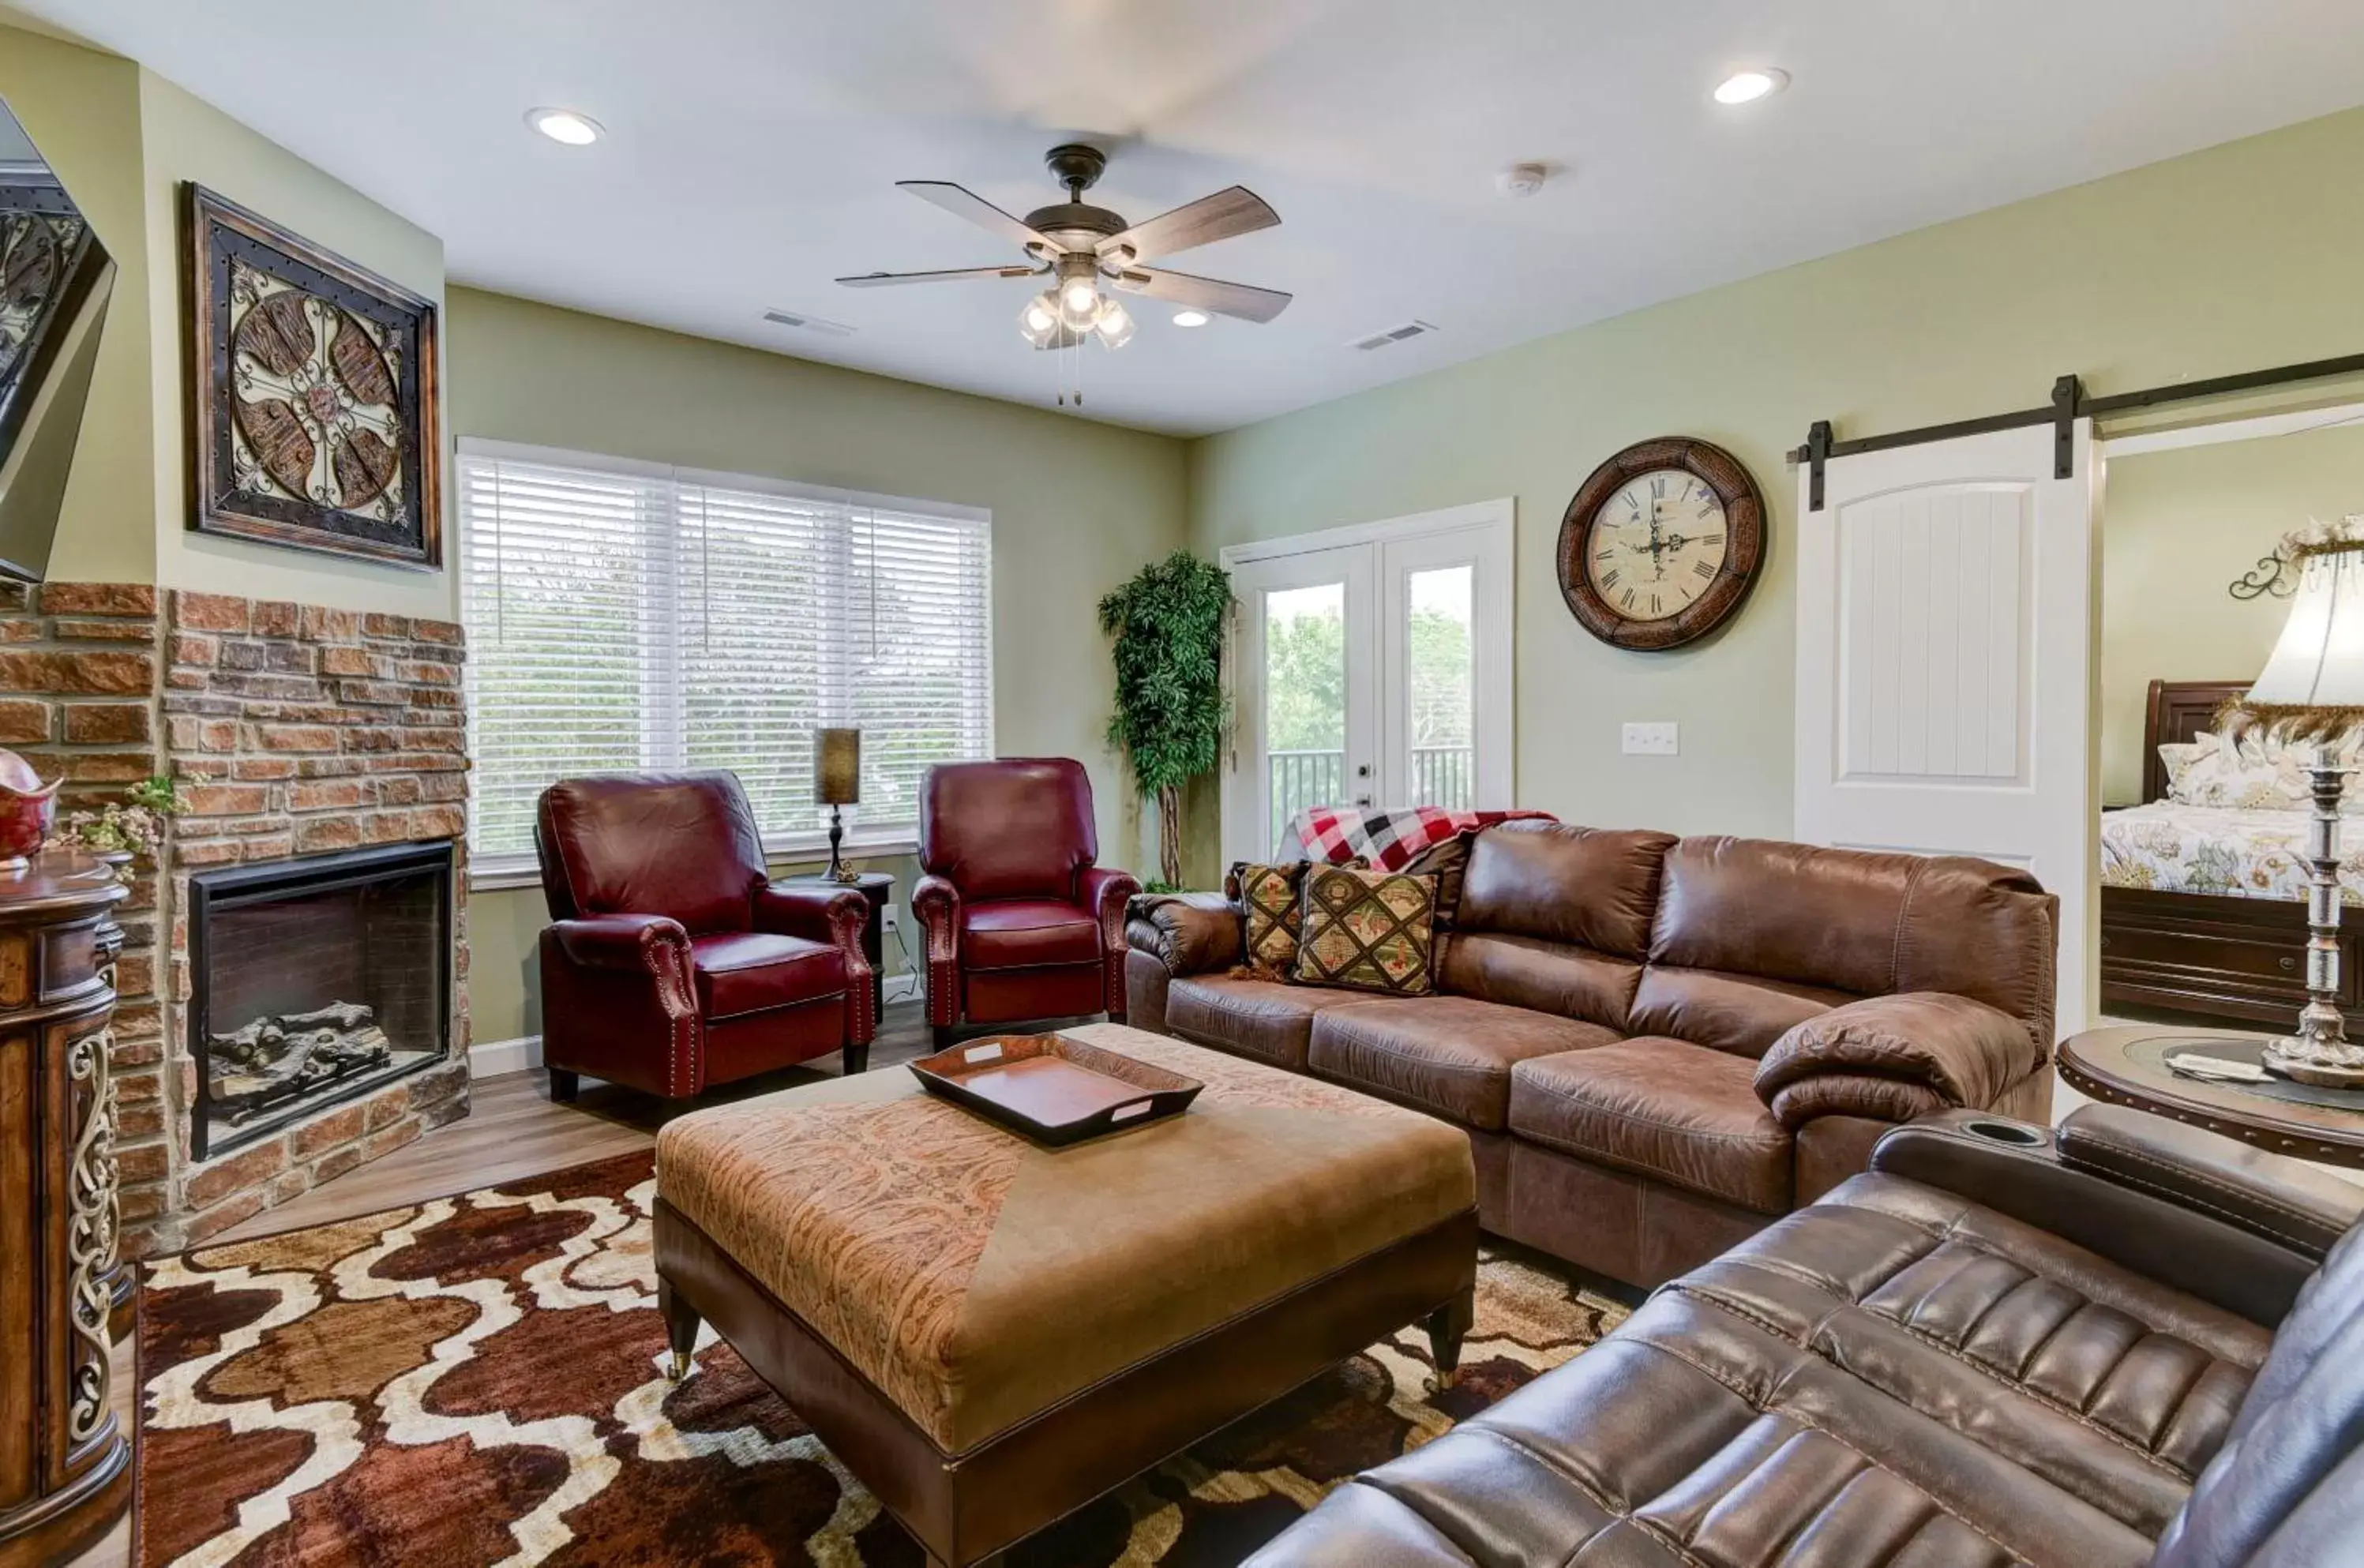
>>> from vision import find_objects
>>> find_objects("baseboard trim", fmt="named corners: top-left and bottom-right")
top-left (471, 1034), bottom-right (543, 1079)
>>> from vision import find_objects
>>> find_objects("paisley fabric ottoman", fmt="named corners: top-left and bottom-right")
top-left (653, 1021), bottom-right (1477, 1567)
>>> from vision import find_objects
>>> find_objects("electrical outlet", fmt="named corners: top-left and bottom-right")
top-left (1621, 722), bottom-right (1679, 756)
top-left (880, 906), bottom-right (901, 935)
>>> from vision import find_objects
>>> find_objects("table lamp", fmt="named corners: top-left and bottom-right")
top-left (815, 727), bottom-right (861, 885)
top-left (2234, 521), bottom-right (2364, 1087)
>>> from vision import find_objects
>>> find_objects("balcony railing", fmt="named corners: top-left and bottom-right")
top-left (1266, 745), bottom-right (1475, 853)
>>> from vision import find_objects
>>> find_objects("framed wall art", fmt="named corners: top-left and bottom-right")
top-left (185, 184), bottom-right (441, 569)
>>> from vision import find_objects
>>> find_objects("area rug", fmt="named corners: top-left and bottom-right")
top-left (137, 1150), bottom-right (1626, 1566)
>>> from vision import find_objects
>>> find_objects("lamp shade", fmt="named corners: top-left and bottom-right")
top-left (814, 727), bottom-right (861, 805)
top-left (2249, 543), bottom-right (2364, 716)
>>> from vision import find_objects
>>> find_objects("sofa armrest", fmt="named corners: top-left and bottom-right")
top-left (552, 913), bottom-right (691, 975)
top-left (912, 874), bottom-right (962, 1028)
top-left (1871, 1108), bottom-right (2349, 1325)
top-left (753, 880), bottom-right (876, 1042)
top-left (2054, 1104), bottom-right (2364, 1258)
top-left (1755, 992), bottom-right (2036, 1130)
top-left (1125, 891), bottom-right (1241, 977)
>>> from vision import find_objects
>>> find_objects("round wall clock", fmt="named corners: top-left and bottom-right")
top-left (1555, 437), bottom-right (1765, 651)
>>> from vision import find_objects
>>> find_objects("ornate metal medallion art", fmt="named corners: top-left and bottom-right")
top-left (186, 185), bottom-right (441, 568)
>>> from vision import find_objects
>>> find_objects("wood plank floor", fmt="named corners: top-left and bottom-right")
top-left (74, 1003), bottom-right (952, 1568)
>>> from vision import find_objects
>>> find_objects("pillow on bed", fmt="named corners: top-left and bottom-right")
top-left (2162, 729), bottom-right (2364, 812)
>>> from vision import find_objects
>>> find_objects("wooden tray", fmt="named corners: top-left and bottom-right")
top-left (908, 1034), bottom-right (1203, 1146)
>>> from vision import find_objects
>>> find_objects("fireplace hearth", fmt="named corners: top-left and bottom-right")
top-left (188, 841), bottom-right (455, 1160)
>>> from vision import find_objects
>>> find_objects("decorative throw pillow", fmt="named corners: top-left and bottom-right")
top-left (1293, 865), bottom-right (1440, 996)
top-left (1227, 860), bottom-right (1317, 977)
top-left (2161, 728), bottom-right (2364, 812)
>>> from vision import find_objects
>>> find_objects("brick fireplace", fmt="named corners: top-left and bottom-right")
top-left (0, 581), bottom-right (473, 1255)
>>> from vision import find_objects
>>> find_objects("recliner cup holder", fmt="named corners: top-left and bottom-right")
top-left (1962, 1118), bottom-right (2047, 1146)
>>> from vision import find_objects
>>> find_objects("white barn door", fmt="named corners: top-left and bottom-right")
top-left (1795, 422), bottom-right (2099, 1037)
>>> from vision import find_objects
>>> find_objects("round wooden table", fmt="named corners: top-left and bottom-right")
top-left (2057, 1024), bottom-right (2364, 1168)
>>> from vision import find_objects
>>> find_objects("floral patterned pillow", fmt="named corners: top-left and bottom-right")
top-left (2161, 729), bottom-right (2364, 812)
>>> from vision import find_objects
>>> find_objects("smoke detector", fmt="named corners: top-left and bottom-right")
top-left (1497, 162), bottom-right (1551, 198)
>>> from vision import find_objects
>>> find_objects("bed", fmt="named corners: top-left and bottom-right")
top-left (2099, 679), bottom-right (2364, 1030)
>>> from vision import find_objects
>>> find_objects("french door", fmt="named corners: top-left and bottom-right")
top-left (1793, 422), bottom-right (2099, 1037)
top-left (1221, 501), bottom-right (1514, 867)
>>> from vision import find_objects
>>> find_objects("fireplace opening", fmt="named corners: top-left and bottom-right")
top-left (188, 841), bottom-right (454, 1160)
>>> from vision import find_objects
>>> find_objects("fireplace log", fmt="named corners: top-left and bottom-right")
top-left (208, 1000), bottom-right (396, 1120)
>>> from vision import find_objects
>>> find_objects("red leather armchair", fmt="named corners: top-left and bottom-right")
top-left (913, 758), bottom-right (1139, 1046)
top-left (535, 772), bottom-right (876, 1101)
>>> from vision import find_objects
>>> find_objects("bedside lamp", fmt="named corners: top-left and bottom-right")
top-left (2235, 522), bottom-right (2364, 1086)
top-left (815, 727), bottom-right (861, 885)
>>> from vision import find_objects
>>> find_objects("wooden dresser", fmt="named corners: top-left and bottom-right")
top-left (0, 854), bottom-right (131, 1566)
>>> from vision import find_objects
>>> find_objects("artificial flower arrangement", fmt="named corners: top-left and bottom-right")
top-left (46, 775), bottom-right (187, 880)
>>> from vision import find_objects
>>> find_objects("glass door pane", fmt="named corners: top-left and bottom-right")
top-left (1264, 582), bottom-right (1347, 854)
top-left (1405, 565), bottom-right (1474, 808)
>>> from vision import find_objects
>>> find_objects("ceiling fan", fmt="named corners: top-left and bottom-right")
top-left (838, 144), bottom-right (1289, 352)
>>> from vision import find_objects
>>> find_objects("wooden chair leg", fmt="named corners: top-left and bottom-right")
top-left (548, 1067), bottom-right (579, 1103)
top-left (842, 1042), bottom-right (870, 1075)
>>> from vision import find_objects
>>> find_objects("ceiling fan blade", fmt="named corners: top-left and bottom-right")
top-left (1098, 186), bottom-right (1278, 264)
top-left (897, 181), bottom-right (1065, 254)
top-left (836, 264), bottom-right (1045, 287)
top-left (1113, 267), bottom-right (1291, 324)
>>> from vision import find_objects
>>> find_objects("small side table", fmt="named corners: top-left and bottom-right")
top-left (2057, 1024), bottom-right (2364, 1168)
top-left (785, 871), bottom-right (892, 1028)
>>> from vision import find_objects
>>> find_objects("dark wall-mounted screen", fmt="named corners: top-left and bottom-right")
top-left (0, 94), bottom-right (114, 583)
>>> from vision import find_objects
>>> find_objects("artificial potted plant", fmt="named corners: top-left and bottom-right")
top-left (1100, 550), bottom-right (1232, 891)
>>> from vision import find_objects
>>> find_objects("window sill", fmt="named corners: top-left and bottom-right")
top-left (467, 833), bottom-right (923, 896)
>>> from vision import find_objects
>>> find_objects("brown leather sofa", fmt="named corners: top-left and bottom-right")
top-left (914, 758), bottom-right (1139, 1047)
top-left (1249, 1105), bottom-right (2364, 1567)
top-left (535, 772), bottom-right (876, 1100)
top-left (1128, 823), bottom-right (2057, 1285)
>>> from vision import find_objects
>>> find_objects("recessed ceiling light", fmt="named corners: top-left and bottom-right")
top-left (1172, 309), bottom-right (1210, 328)
top-left (526, 107), bottom-right (604, 145)
top-left (1713, 69), bottom-right (1788, 106)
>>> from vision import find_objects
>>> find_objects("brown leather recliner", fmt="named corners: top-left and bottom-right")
top-left (535, 772), bottom-right (876, 1101)
top-left (1129, 823), bottom-right (2058, 1285)
top-left (1251, 1105), bottom-right (2364, 1567)
top-left (913, 758), bottom-right (1139, 1048)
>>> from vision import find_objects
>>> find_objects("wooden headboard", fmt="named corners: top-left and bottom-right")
top-left (2141, 679), bottom-right (2251, 804)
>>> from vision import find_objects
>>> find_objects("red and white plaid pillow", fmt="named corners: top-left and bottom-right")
top-left (1290, 806), bottom-right (1555, 872)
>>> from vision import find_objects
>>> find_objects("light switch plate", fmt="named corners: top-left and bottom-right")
top-left (1622, 722), bottom-right (1679, 756)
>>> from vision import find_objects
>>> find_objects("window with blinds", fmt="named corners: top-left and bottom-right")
top-left (458, 439), bottom-right (993, 876)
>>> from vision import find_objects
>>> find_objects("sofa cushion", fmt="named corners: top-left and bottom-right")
top-left (1308, 996), bottom-right (1619, 1130)
top-left (1628, 963), bottom-right (1854, 1058)
top-left (961, 898), bottom-right (1101, 970)
top-left (1439, 932), bottom-right (1642, 1032)
top-left (1509, 1037), bottom-right (1793, 1213)
top-left (690, 931), bottom-right (846, 1019)
top-left (1163, 976), bottom-right (1371, 1070)
top-left (1454, 820), bottom-right (1675, 958)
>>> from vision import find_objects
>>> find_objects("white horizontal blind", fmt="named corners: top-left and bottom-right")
top-left (459, 441), bottom-right (993, 875)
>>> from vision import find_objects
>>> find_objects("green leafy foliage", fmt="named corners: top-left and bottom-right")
top-left (1099, 551), bottom-right (1233, 886)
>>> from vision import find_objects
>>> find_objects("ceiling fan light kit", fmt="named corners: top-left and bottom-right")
top-left (840, 141), bottom-right (1289, 401)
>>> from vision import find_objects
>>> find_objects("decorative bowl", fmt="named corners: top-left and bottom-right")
top-left (0, 748), bottom-right (61, 869)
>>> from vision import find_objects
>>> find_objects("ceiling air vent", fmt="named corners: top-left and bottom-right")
top-left (762, 308), bottom-right (856, 338)
top-left (1349, 320), bottom-right (1436, 351)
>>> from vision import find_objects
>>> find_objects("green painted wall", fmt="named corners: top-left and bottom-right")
top-left (448, 288), bottom-right (1190, 1045)
top-left (1188, 106), bottom-right (2364, 849)
top-left (2100, 420), bottom-right (2364, 806)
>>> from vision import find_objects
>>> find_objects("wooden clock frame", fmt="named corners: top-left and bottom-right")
top-left (1555, 436), bottom-right (1765, 651)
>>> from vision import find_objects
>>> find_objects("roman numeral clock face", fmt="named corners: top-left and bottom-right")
top-left (1586, 470), bottom-right (1728, 621)
top-left (1555, 439), bottom-right (1766, 651)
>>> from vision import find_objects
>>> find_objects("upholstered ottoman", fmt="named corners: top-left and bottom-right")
top-left (654, 1022), bottom-right (1477, 1567)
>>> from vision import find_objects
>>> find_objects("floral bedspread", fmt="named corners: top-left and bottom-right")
top-left (2100, 802), bottom-right (2364, 906)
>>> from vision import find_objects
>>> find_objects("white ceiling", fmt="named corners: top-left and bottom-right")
top-left (23, 0), bottom-right (2364, 435)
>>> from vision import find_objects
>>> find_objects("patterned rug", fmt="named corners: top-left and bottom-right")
top-left (137, 1151), bottom-right (1627, 1566)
